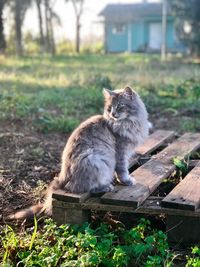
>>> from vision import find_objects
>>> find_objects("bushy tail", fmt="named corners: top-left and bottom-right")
top-left (7, 177), bottom-right (64, 221)
top-left (8, 203), bottom-right (44, 220)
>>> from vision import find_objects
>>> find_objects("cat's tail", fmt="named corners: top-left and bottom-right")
top-left (7, 177), bottom-right (64, 221)
top-left (7, 203), bottom-right (45, 220)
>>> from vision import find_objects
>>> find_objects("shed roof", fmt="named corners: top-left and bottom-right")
top-left (99, 3), bottom-right (171, 22)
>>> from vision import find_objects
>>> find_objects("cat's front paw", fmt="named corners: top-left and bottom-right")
top-left (91, 184), bottom-right (114, 194)
top-left (107, 184), bottom-right (114, 192)
top-left (121, 175), bottom-right (137, 186)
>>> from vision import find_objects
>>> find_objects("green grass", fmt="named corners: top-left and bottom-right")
top-left (0, 53), bottom-right (200, 133)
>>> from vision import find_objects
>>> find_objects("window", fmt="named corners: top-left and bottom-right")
top-left (112, 23), bottom-right (126, 34)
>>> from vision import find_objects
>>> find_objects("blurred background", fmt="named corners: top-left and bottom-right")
top-left (0, 0), bottom-right (200, 56)
top-left (0, 0), bottom-right (200, 135)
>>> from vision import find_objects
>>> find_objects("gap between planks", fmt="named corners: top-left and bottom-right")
top-left (129, 130), bottom-right (175, 168)
top-left (102, 133), bottom-right (200, 208)
top-left (162, 161), bottom-right (200, 211)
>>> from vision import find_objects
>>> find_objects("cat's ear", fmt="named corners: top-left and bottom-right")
top-left (103, 88), bottom-right (114, 98)
top-left (123, 86), bottom-right (136, 100)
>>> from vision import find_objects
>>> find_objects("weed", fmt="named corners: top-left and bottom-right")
top-left (173, 157), bottom-right (189, 179)
top-left (0, 218), bottom-right (174, 267)
top-left (1, 217), bottom-right (200, 266)
top-left (186, 246), bottom-right (200, 267)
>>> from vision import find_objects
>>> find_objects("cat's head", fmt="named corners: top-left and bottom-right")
top-left (103, 86), bottom-right (141, 121)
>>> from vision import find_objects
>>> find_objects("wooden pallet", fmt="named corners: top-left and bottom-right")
top-left (52, 130), bottom-right (200, 245)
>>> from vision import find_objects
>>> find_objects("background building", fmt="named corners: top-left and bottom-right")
top-left (99, 2), bottom-right (184, 53)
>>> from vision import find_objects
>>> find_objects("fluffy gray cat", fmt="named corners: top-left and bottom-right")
top-left (10, 86), bottom-right (149, 219)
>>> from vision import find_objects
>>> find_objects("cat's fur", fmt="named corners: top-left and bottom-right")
top-left (9, 86), bottom-right (149, 220)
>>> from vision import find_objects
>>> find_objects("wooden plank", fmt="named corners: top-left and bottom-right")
top-left (52, 203), bottom-right (91, 225)
top-left (162, 162), bottom-right (200, 211)
top-left (136, 130), bottom-right (175, 156)
top-left (102, 133), bottom-right (200, 208)
top-left (129, 130), bottom-right (175, 167)
top-left (130, 130), bottom-right (175, 167)
top-left (52, 196), bottom-right (200, 218)
top-left (99, 185), bottom-right (149, 207)
top-left (52, 190), bottom-right (90, 203)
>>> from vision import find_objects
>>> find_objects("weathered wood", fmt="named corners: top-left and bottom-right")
top-left (52, 196), bottom-right (200, 218)
top-left (52, 199), bottom-right (91, 225)
top-left (52, 190), bottom-right (90, 203)
top-left (162, 162), bottom-right (200, 211)
top-left (129, 130), bottom-right (175, 167)
top-left (136, 130), bottom-right (175, 155)
top-left (102, 133), bottom-right (200, 207)
top-left (101, 184), bottom-right (150, 209)
top-left (167, 215), bottom-right (200, 245)
top-left (101, 184), bottom-right (149, 208)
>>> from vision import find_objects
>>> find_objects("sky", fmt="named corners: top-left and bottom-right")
top-left (5, 0), bottom-right (161, 41)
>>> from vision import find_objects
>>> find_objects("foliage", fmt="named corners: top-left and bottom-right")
top-left (170, 0), bottom-right (200, 55)
top-left (173, 157), bottom-right (188, 179)
top-left (186, 246), bottom-right (200, 267)
top-left (0, 218), bottom-right (175, 267)
top-left (1, 218), bottom-right (200, 266)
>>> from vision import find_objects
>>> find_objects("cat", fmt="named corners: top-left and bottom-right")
top-left (9, 86), bottom-right (150, 220)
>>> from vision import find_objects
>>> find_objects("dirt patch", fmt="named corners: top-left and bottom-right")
top-left (0, 121), bottom-right (68, 224)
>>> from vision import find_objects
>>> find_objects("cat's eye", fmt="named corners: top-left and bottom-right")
top-left (107, 106), bottom-right (112, 112)
top-left (117, 103), bottom-right (125, 111)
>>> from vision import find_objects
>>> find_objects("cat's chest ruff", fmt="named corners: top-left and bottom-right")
top-left (112, 119), bottom-right (141, 141)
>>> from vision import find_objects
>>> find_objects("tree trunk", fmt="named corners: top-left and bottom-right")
top-left (44, 0), bottom-right (51, 53)
top-left (14, 0), bottom-right (23, 56)
top-left (36, 0), bottom-right (45, 53)
top-left (71, 0), bottom-right (84, 53)
top-left (75, 15), bottom-right (80, 53)
top-left (49, 12), bottom-right (56, 56)
top-left (0, 0), bottom-right (6, 53)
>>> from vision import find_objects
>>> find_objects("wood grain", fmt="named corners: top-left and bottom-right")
top-left (52, 190), bottom-right (90, 203)
top-left (102, 133), bottom-right (200, 207)
top-left (162, 162), bottom-right (200, 211)
top-left (52, 196), bottom-right (200, 218)
top-left (129, 130), bottom-right (175, 167)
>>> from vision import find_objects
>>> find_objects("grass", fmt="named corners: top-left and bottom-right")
top-left (0, 53), bottom-right (200, 133)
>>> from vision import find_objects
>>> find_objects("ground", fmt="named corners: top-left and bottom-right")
top-left (0, 53), bottom-right (200, 224)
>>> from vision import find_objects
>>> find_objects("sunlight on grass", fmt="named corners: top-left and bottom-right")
top-left (0, 54), bottom-right (199, 133)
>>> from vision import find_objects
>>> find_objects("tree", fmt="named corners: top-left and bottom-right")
top-left (0, 0), bottom-right (6, 53)
top-left (14, 0), bottom-right (23, 55)
top-left (67, 0), bottom-right (85, 53)
top-left (35, 0), bottom-right (45, 53)
top-left (44, 0), bottom-right (51, 53)
top-left (10, 0), bottom-right (32, 55)
top-left (44, 0), bottom-right (60, 55)
top-left (170, 0), bottom-right (200, 56)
